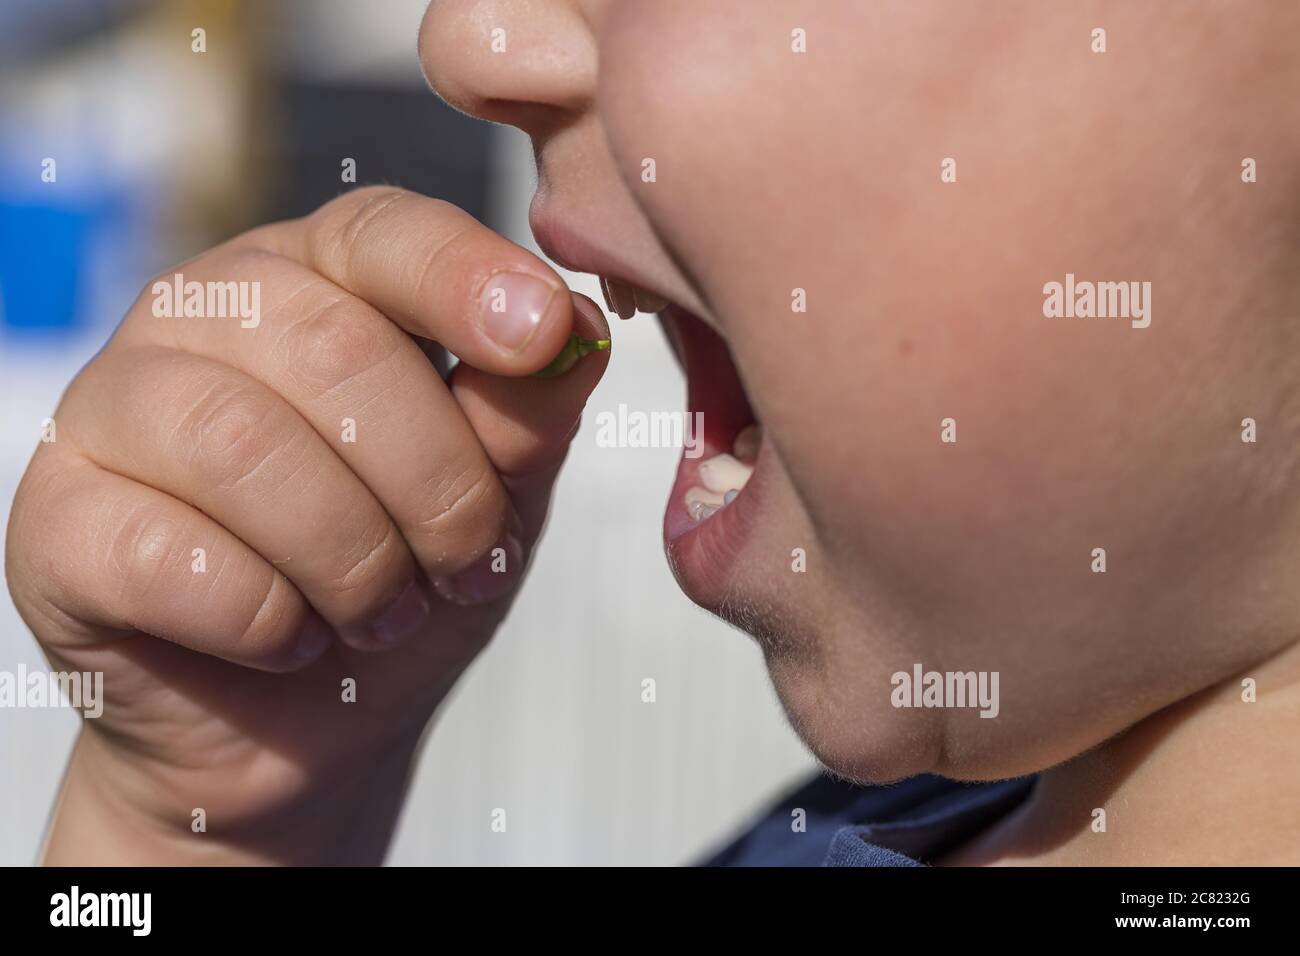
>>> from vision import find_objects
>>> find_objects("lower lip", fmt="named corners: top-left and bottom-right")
top-left (663, 438), bottom-right (768, 608)
top-left (660, 307), bottom-right (763, 608)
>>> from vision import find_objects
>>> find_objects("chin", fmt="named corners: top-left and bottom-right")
top-left (742, 623), bottom-right (944, 785)
top-left (761, 632), bottom-right (1073, 785)
top-left (778, 677), bottom-right (940, 783)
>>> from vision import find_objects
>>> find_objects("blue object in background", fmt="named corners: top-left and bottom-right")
top-left (0, 197), bottom-right (93, 334)
top-left (0, 175), bottom-right (151, 347)
top-left (0, 79), bottom-right (153, 346)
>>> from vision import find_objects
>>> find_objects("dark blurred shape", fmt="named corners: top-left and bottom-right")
top-left (262, 82), bottom-right (493, 224)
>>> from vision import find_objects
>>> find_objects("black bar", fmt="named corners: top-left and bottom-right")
top-left (8, 866), bottom-right (1284, 941)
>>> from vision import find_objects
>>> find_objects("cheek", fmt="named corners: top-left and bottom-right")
top-left (601, 6), bottom-right (1079, 578)
top-left (601, 1), bottom-right (1300, 784)
top-left (606, 2), bottom-right (1290, 601)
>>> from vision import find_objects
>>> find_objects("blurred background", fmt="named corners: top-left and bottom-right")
top-left (0, 0), bottom-right (814, 864)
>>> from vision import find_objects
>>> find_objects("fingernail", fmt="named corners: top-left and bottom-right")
top-left (480, 272), bottom-right (560, 352)
top-left (292, 617), bottom-right (333, 662)
top-left (434, 534), bottom-right (523, 606)
top-left (370, 582), bottom-right (431, 645)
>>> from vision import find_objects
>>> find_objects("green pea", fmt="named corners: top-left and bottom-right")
top-left (534, 334), bottom-right (611, 378)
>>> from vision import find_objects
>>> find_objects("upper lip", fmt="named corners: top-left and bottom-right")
top-left (528, 201), bottom-right (672, 305)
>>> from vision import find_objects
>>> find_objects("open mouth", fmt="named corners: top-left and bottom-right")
top-left (530, 210), bottom-right (765, 597)
top-left (595, 277), bottom-right (766, 597)
top-left (654, 301), bottom-right (761, 548)
top-left (588, 271), bottom-right (762, 543)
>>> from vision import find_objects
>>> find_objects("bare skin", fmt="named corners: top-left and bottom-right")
top-left (9, 188), bottom-right (610, 864)
top-left (10, 0), bottom-right (1300, 864)
top-left (432, 0), bottom-right (1300, 865)
top-left (943, 642), bottom-right (1300, 866)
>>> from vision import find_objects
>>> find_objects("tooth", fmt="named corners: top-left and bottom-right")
top-left (633, 287), bottom-right (669, 314)
top-left (685, 486), bottom-right (725, 522)
top-left (599, 276), bottom-right (617, 314)
top-left (685, 486), bottom-right (725, 508)
top-left (723, 489), bottom-right (739, 506)
top-left (697, 453), bottom-right (753, 496)
top-left (690, 501), bottom-right (721, 521)
top-left (601, 276), bottom-right (637, 320)
top-left (732, 425), bottom-right (761, 463)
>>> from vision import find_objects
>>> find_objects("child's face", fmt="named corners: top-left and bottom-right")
top-left (422, 0), bottom-right (1300, 781)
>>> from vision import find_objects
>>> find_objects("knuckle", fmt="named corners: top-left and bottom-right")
top-left (130, 247), bottom-right (271, 313)
top-left (132, 268), bottom-right (176, 312)
top-left (222, 246), bottom-right (285, 276)
top-left (412, 218), bottom-right (477, 301)
top-left (4, 462), bottom-right (60, 604)
top-left (6, 461), bottom-right (114, 643)
top-left (330, 184), bottom-right (405, 214)
top-left (281, 295), bottom-right (400, 396)
top-left (316, 520), bottom-right (405, 606)
top-left (109, 502), bottom-right (191, 605)
top-left (125, 273), bottom-right (181, 330)
top-left (180, 381), bottom-right (287, 490)
top-left (320, 187), bottom-right (411, 261)
top-left (410, 464), bottom-right (507, 569)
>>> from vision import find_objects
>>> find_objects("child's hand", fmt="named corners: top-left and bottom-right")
top-left (5, 187), bottom-right (610, 863)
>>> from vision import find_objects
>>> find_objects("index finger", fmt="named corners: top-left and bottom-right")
top-left (238, 186), bottom-right (575, 376)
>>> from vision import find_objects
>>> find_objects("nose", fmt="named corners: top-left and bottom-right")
top-left (419, 0), bottom-right (596, 133)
